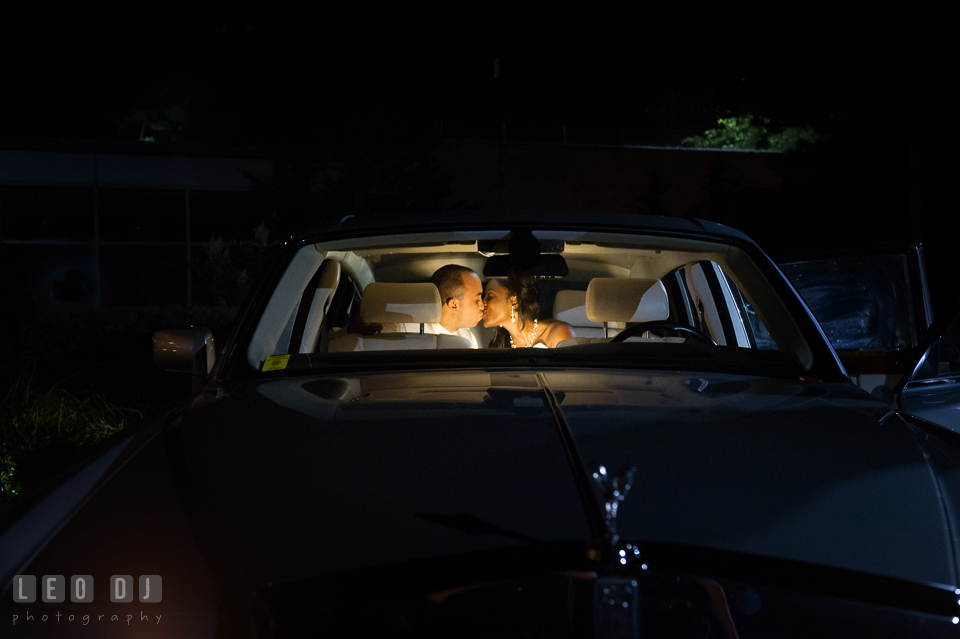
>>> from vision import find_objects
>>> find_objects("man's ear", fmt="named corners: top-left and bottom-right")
top-left (446, 297), bottom-right (459, 311)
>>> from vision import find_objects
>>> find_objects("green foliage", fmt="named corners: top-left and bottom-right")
top-left (683, 115), bottom-right (819, 152)
top-left (193, 222), bottom-right (278, 307)
top-left (0, 456), bottom-right (19, 502)
top-left (683, 115), bottom-right (770, 150)
top-left (768, 125), bottom-right (820, 152)
top-left (116, 99), bottom-right (190, 143)
top-left (0, 374), bottom-right (141, 503)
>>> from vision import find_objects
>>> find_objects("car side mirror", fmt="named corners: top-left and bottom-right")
top-left (153, 328), bottom-right (216, 393)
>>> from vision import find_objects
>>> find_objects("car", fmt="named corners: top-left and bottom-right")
top-left (775, 244), bottom-right (935, 395)
top-left (776, 244), bottom-right (960, 437)
top-left (3, 210), bottom-right (960, 638)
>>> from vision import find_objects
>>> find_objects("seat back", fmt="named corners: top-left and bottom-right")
top-left (586, 277), bottom-right (670, 324)
top-left (553, 289), bottom-right (619, 338)
top-left (558, 278), bottom-right (670, 347)
top-left (359, 282), bottom-right (442, 324)
top-left (329, 282), bottom-right (470, 352)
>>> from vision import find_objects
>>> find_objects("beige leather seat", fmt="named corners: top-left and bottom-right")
top-left (552, 289), bottom-right (623, 339)
top-left (557, 277), bottom-right (672, 346)
top-left (328, 282), bottom-right (471, 352)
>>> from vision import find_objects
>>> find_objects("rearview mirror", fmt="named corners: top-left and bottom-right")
top-left (483, 254), bottom-right (569, 278)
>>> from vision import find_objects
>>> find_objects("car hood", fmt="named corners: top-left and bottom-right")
top-left (177, 368), bottom-right (957, 589)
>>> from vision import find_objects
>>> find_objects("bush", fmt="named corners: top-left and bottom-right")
top-left (0, 374), bottom-right (141, 504)
top-left (682, 114), bottom-right (819, 152)
top-left (192, 222), bottom-right (278, 308)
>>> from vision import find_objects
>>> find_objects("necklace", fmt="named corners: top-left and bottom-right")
top-left (509, 319), bottom-right (539, 348)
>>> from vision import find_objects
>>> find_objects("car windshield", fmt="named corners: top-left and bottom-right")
top-left (237, 228), bottom-right (826, 380)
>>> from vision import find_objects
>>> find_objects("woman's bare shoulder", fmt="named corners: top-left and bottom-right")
top-left (539, 319), bottom-right (576, 347)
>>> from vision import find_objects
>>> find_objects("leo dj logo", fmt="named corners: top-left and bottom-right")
top-left (13, 575), bottom-right (162, 603)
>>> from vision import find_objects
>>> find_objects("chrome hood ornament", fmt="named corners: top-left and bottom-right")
top-left (592, 464), bottom-right (642, 567)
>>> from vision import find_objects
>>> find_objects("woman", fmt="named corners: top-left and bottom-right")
top-left (483, 272), bottom-right (575, 348)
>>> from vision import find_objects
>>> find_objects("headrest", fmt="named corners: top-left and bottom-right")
top-left (360, 282), bottom-right (441, 324)
top-left (585, 278), bottom-right (670, 323)
top-left (553, 290), bottom-right (601, 327)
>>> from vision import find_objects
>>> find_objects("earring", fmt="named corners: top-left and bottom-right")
top-left (510, 304), bottom-right (516, 323)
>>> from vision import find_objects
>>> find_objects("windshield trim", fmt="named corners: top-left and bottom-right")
top-left (248, 345), bottom-right (829, 383)
top-left (215, 224), bottom-right (847, 384)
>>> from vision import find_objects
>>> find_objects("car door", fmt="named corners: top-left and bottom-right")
top-left (896, 296), bottom-right (960, 433)
top-left (776, 244), bottom-right (934, 394)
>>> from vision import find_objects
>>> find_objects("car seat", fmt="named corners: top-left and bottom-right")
top-left (328, 282), bottom-right (471, 352)
top-left (557, 277), bottom-right (672, 346)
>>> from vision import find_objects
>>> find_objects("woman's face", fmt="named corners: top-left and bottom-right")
top-left (483, 279), bottom-right (516, 328)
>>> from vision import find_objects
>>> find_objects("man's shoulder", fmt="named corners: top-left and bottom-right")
top-left (456, 326), bottom-right (481, 348)
top-left (423, 322), bottom-right (445, 335)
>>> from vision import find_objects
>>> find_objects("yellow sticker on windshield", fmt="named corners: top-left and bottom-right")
top-left (262, 355), bottom-right (291, 371)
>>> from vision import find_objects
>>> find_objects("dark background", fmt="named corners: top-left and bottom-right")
top-left (1, 2), bottom-right (958, 377)
top-left (2, 6), bottom-right (955, 228)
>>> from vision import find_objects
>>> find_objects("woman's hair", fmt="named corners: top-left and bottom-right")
top-left (488, 271), bottom-right (541, 348)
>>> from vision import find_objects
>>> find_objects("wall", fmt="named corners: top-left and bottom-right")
top-left (437, 139), bottom-right (783, 215)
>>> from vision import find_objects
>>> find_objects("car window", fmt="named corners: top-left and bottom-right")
top-left (779, 253), bottom-right (919, 351)
top-left (241, 230), bottom-right (815, 379)
top-left (741, 295), bottom-right (778, 350)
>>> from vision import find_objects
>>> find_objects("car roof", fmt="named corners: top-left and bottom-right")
top-left (290, 210), bottom-right (755, 245)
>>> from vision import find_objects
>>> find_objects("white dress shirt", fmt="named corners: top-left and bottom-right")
top-left (378, 321), bottom-right (481, 348)
top-left (405, 322), bottom-right (480, 348)
top-left (383, 322), bottom-right (480, 348)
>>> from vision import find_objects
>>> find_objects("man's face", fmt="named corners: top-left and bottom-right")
top-left (454, 272), bottom-right (485, 328)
